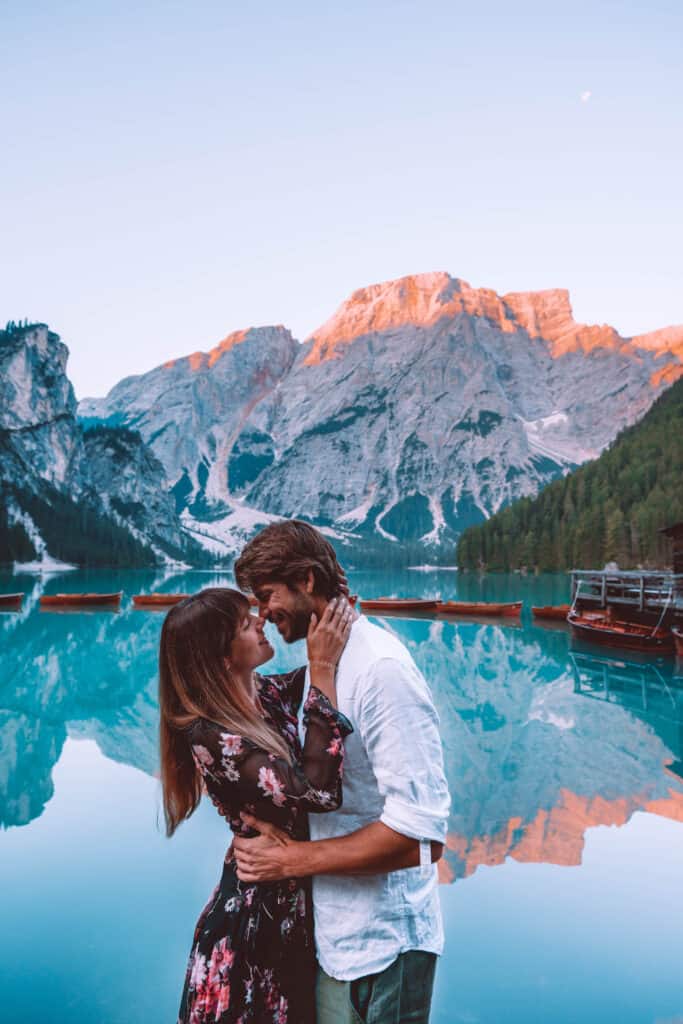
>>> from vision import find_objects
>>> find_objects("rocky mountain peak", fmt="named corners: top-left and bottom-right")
top-left (631, 324), bottom-right (683, 352)
top-left (78, 323), bottom-right (301, 523)
top-left (628, 324), bottom-right (683, 388)
top-left (304, 273), bottom-right (649, 365)
top-left (0, 322), bottom-right (205, 566)
top-left (0, 323), bottom-right (76, 431)
top-left (161, 325), bottom-right (295, 375)
top-left (303, 272), bottom-right (464, 364)
top-left (502, 288), bottom-right (623, 357)
top-left (304, 273), bottom-right (683, 372)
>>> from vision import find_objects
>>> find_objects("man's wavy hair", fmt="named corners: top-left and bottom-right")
top-left (234, 520), bottom-right (348, 599)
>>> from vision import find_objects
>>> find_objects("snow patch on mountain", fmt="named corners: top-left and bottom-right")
top-left (181, 502), bottom-right (283, 557)
top-left (422, 495), bottom-right (446, 544)
top-left (374, 511), bottom-right (400, 542)
top-left (519, 411), bottom-right (596, 466)
top-left (9, 506), bottom-right (77, 572)
top-left (337, 490), bottom-right (378, 528)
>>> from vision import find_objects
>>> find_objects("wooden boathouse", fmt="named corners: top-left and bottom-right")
top-left (660, 522), bottom-right (683, 576)
top-left (570, 522), bottom-right (683, 627)
top-left (570, 569), bottom-right (683, 620)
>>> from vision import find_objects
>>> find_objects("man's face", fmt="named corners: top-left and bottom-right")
top-left (253, 579), bottom-right (315, 644)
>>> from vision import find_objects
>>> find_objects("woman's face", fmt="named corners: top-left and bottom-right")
top-left (228, 611), bottom-right (274, 674)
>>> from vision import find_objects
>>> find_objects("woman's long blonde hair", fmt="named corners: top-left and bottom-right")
top-left (159, 587), bottom-right (291, 836)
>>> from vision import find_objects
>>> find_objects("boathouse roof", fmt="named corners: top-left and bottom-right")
top-left (660, 522), bottom-right (683, 538)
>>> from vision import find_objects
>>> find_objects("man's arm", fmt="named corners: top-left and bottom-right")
top-left (234, 813), bottom-right (443, 882)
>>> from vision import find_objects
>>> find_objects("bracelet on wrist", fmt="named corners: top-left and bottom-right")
top-left (309, 660), bottom-right (336, 671)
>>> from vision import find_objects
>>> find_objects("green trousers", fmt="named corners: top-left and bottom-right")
top-left (316, 951), bottom-right (437, 1024)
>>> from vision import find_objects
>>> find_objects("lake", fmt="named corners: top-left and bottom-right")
top-left (1, 567), bottom-right (682, 1024)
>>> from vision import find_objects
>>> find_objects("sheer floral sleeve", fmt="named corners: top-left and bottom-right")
top-left (258, 666), bottom-right (306, 717)
top-left (190, 687), bottom-right (353, 833)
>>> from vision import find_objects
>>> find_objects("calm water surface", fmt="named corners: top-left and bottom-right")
top-left (1, 568), bottom-right (682, 1024)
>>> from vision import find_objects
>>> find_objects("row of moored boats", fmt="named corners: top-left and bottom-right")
top-left (0, 592), bottom-right (526, 614)
top-left (0, 591), bottom-right (255, 609)
top-left (0, 592), bottom-right (527, 615)
top-left (1, 591), bottom-right (681, 655)
top-left (361, 600), bottom-right (683, 653)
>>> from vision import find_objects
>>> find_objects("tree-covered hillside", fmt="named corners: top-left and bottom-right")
top-left (0, 480), bottom-right (158, 567)
top-left (457, 375), bottom-right (683, 571)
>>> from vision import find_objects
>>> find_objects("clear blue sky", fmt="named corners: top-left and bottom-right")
top-left (2, 1), bottom-right (681, 398)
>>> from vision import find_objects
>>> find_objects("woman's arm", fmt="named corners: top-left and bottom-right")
top-left (306, 596), bottom-right (354, 709)
top-left (261, 598), bottom-right (353, 712)
top-left (191, 695), bottom-right (353, 827)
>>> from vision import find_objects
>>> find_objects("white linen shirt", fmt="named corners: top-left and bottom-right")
top-left (299, 614), bottom-right (450, 981)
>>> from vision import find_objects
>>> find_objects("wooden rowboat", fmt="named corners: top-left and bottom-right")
top-left (134, 592), bottom-right (262, 608)
top-left (436, 601), bottom-right (522, 618)
top-left (133, 593), bottom-right (190, 607)
top-left (40, 592), bottom-right (122, 608)
top-left (568, 610), bottom-right (674, 653)
top-left (532, 604), bottom-right (571, 621)
top-left (0, 592), bottom-right (24, 609)
top-left (672, 626), bottom-right (683, 657)
top-left (134, 593), bottom-right (260, 609)
top-left (360, 598), bottom-right (439, 613)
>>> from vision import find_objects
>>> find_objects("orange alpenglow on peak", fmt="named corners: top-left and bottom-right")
top-left (207, 328), bottom-right (250, 368)
top-left (303, 271), bottom-right (683, 366)
top-left (304, 272), bottom-right (517, 365)
top-left (162, 328), bottom-right (252, 373)
top-left (631, 324), bottom-right (683, 352)
top-left (502, 288), bottom-right (623, 356)
top-left (630, 325), bottom-right (683, 387)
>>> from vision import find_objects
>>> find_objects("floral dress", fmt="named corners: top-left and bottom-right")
top-left (177, 667), bottom-right (352, 1024)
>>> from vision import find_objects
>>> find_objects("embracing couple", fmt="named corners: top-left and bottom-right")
top-left (159, 520), bottom-right (450, 1024)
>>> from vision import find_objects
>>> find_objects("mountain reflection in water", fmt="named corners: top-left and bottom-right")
top-left (2, 569), bottom-right (682, 878)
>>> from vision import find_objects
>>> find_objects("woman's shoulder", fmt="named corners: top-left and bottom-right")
top-left (256, 666), bottom-right (307, 709)
top-left (257, 665), bottom-right (306, 686)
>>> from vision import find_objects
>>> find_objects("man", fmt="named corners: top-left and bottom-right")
top-left (234, 520), bottom-right (450, 1024)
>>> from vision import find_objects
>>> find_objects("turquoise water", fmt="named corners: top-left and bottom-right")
top-left (1, 568), bottom-right (682, 1024)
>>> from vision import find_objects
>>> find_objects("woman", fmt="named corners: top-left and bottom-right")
top-left (159, 587), bottom-right (353, 1024)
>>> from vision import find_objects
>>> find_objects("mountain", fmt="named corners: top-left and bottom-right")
top-left (0, 322), bottom-right (205, 567)
top-left (79, 326), bottom-right (299, 559)
top-left (79, 325), bottom-right (298, 512)
top-left (79, 273), bottom-right (683, 560)
top-left (456, 374), bottom-right (683, 571)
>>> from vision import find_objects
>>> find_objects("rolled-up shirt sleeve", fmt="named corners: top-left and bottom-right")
top-left (358, 656), bottom-right (450, 843)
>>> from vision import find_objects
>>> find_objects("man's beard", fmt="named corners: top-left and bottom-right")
top-left (279, 592), bottom-right (314, 643)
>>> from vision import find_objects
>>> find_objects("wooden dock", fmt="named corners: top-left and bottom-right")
top-left (570, 570), bottom-right (683, 620)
